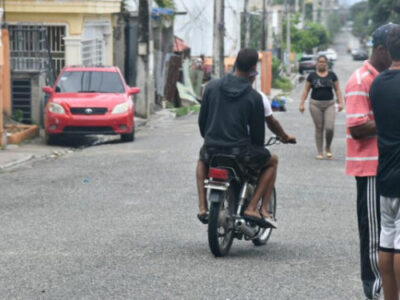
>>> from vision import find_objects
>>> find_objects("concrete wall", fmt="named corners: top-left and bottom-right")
top-left (113, 14), bottom-right (127, 77)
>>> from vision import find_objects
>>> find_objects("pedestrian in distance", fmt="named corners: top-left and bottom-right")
top-left (370, 26), bottom-right (400, 300)
top-left (345, 23), bottom-right (400, 300)
top-left (299, 54), bottom-right (344, 160)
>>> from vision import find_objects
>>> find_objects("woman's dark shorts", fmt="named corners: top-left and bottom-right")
top-left (199, 145), bottom-right (271, 172)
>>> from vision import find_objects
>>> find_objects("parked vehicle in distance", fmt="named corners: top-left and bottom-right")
top-left (298, 54), bottom-right (316, 74)
top-left (318, 48), bottom-right (338, 61)
top-left (352, 49), bottom-right (368, 61)
top-left (42, 66), bottom-right (140, 145)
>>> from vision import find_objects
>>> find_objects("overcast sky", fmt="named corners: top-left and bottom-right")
top-left (340, 0), bottom-right (363, 5)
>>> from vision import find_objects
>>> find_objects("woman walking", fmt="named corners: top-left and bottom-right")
top-left (299, 55), bottom-right (344, 159)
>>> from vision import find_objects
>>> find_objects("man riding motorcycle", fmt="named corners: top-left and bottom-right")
top-left (196, 48), bottom-right (295, 228)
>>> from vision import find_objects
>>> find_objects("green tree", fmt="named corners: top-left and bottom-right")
top-left (154, 0), bottom-right (175, 8)
top-left (351, 1), bottom-right (370, 38)
top-left (283, 15), bottom-right (329, 53)
top-left (273, 0), bottom-right (296, 4)
top-left (369, 0), bottom-right (400, 29)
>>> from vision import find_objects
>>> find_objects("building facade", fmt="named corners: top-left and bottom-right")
top-left (5, 0), bottom-right (122, 124)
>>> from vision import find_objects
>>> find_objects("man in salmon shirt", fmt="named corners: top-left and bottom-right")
top-left (345, 23), bottom-right (400, 300)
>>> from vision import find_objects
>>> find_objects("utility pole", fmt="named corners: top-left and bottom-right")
top-left (213, 0), bottom-right (224, 78)
top-left (266, 0), bottom-right (273, 51)
top-left (295, 0), bottom-right (299, 13)
top-left (0, 8), bottom-right (3, 148)
top-left (261, 0), bottom-right (266, 51)
top-left (301, 0), bottom-right (306, 29)
top-left (285, 0), bottom-right (291, 75)
top-left (243, 0), bottom-right (250, 47)
top-left (137, 0), bottom-right (153, 118)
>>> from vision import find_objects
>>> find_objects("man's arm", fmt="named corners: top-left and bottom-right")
top-left (265, 116), bottom-right (296, 143)
top-left (345, 82), bottom-right (375, 140)
top-left (348, 120), bottom-right (376, 140)
top-left (198, 87), bottom-right (209, 137)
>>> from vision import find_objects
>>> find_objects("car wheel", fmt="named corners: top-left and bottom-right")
top-left (45, 132), bottom-right (58, 145)
top-left (121, 127), bottom-right (135, 142)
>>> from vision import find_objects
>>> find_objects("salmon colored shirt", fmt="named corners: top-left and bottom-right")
top-left (345, 60), bottom-right (379, 177)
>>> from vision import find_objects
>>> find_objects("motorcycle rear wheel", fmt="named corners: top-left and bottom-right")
top-left (252, 187), bottom-right (277, 246)
top-left (208, 189), bottom-right (235, 257)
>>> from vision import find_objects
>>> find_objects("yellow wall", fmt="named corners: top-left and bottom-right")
top-left (6, 0), bottom-right (120, 35)
top-left (6, 13), bottom-right (115, 36)
top-left (6, 13), bottom-right (84, 35)
top-left (6, 0), bottom-right (121, 14)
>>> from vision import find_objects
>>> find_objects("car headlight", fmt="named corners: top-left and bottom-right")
top-left (48, 103), bottom-right (65, 114)
top-left (112, 102), bottom-right (129, 114)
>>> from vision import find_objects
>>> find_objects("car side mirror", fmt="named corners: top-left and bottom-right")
top-left (42, 86), bottom-right (54, 94)
top-left (128, 87), bottom-right (140, 95)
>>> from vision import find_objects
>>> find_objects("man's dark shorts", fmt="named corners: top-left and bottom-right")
top-left (199, 145), bottom-right (271, 172)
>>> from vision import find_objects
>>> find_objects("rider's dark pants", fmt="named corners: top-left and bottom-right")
top-left (199, 145), bottom-right (270, 172)
top-left (356, 176), bottom-right (381, 300)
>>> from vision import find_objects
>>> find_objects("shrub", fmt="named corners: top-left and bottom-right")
top-left (273, 77), bottom-right (293, 91)
top-left (12, 109), bottom-right (24, 123)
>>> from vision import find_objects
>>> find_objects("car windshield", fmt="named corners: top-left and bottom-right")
top-left (56, 71), bottom-right (125, 93)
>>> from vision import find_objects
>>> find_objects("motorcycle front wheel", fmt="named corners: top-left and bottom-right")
top-left (252, 187), bottom-right (277, 246)
top-left (208, 189), bottom-right (235, 257)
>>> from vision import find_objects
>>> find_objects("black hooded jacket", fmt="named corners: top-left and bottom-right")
top-left (198, 73), bottom-right (265, 147)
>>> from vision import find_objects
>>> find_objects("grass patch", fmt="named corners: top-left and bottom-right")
top-left (171, 105), bottom-right (201, 117)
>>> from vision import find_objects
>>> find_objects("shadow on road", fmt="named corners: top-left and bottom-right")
top-left (49, 134), bottom-right (123, 149)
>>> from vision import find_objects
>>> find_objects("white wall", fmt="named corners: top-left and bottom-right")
top-left (174, 0), bottom-right (244, 57)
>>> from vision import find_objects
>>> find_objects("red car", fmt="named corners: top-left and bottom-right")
top-left (42, 66), bottom-right (140, 144)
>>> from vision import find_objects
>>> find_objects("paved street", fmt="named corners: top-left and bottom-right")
top-left (0, 31), bottom-right (367, 299)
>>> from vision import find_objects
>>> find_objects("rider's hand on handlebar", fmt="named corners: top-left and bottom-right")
top-left (281, 134), bottom-right (297, 144)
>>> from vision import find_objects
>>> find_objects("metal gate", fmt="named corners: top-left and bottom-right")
top-left (11, 79), bottom-right (31, 124)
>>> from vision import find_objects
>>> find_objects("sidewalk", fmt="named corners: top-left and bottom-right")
top-left (0, 116), bottom-right (149, 172)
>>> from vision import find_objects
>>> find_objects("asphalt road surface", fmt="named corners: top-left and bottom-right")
top-left (0, 31), bottom-right (368, 299)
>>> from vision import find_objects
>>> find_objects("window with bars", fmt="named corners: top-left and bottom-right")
top-left (8, 24), bottom-right (66, 76)
top-left (81, 38), bottom-right (105, 66)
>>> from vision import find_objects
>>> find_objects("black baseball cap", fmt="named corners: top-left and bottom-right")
top-left (372, 23), bottom-right (400, 47)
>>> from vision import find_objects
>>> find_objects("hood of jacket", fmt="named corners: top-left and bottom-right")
top-left (220, 73), bottom-right (252, 99)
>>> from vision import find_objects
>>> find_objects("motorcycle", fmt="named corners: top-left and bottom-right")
top-left (204, 137), bottom-right (280, 257)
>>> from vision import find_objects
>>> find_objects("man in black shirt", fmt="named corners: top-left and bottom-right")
top-left (196, 48), bottom-right (277, 228)
top-left (370, 26), bottom-right (400, 298)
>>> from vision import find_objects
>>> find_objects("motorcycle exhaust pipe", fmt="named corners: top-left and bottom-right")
top-left (236, 219), bottom-right (257, 238)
